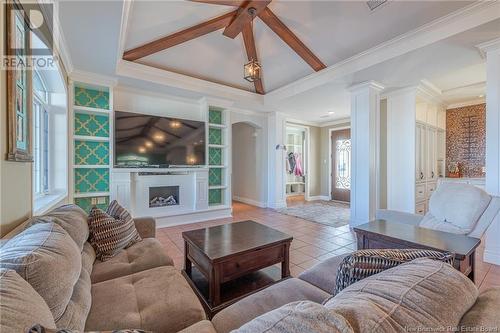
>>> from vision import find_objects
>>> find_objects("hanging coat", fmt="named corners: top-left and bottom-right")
top-left (294, 153), bottom-right (303, 177)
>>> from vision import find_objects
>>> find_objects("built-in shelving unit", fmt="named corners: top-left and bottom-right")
top-left (70, 81), bottom-right (113, 213)
top-left (207, 107), bottom-right (230, 206)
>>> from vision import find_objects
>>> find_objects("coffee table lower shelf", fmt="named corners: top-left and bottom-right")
top-left (182, 265), bottom-right (285, 319)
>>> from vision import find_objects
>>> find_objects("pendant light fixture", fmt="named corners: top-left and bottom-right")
top-left (243, 7), bottom-right (261, 83)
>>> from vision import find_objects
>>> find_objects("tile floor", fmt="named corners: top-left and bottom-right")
top-left (157, 201), bottom-right (500, 292)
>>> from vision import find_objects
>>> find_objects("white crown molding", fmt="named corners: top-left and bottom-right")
top-left (476, 37), bottom-right (500, 57)
top-left (442, 81), bottom-right (486, 95)
top-left (286, 117), bottom-right (322, 128)
top-left (69, 69), bottom-right (118, 87)
top-left (116, 59), bottom-right (264, 104)
top-left (319, 117), bottom-right (351, 128)
top-left (52, 1), bottom-right (73, 74)
top-left (381, 85), bottom-right (418, 99)
top-left (265, 1), bottom-right (500, 102)
top-left (349, 80), bottom-right (385, 93)
top-left (446, 98), bottom-right (486, 109)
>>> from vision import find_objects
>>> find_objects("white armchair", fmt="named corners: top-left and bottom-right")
top-left (376, 183), bottom-right (500, 238)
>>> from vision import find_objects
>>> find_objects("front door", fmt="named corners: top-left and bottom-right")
top-left (331, 129), bottom-right (351, 202)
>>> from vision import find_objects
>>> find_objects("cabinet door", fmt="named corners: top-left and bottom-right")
top-left (427, 127), bottom-right (437, 180)
top-left (416, 124), bottom-right (426, 182)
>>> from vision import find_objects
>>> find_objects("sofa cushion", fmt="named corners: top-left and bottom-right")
top-left (25, 204), bottom-right (89, 251)
top-left (233, 301), bottom-right (353, 333)
top-left (55, 243), bottom-right (95, 331)
top-left (0, 269), bottom-right (56, 332)
top-left (91, 238), bottom-right (174, 283)
top-left (178, 320), bottom-right (217, 333)
top-left (420, 183), bottom-right (491, 234)
top-left (298, 253), bottom-right (349, 293)
top-left (85, 266), bottom-right (205, 333)
top-left (212, 278), bottom-right (330, 333)
top-left (334, 249), bottom-right (454, 295)
top-left (88, 204), bottom-right (141, 261)
top-left (0, 223), bottom-right (81, 322)
top-left (324, 258), bottom-right (478, 332)
top-left (459, 287), bottom-right (500, 330)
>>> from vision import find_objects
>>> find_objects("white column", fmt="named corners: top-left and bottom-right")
top-left (385, 87), bottom-right (417, 213)
top-left (267, 112), bottom-right (287, 209)
top-left (349, 81), bottom-right (384, 226)
top-left (479, 38), bottom-right (500, 265)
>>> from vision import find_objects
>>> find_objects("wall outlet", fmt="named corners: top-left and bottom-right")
top-left (91, 198), bottom-right (98, 205)
top-left (97, 197), bottom-right (107, 204)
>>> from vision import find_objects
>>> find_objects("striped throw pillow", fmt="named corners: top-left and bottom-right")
top-left (334, 249), bottom-right (454, 295)
top-left (88, 201), bottom-right (141, 261)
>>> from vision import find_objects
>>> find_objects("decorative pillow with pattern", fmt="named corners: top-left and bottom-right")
top-left (88, 201), bottom-right (141, 261)
top-left (333, 248), bottom-right (454, 295)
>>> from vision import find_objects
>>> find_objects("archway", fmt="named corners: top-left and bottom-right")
top-left (231, 121), bottom-right (264, 207)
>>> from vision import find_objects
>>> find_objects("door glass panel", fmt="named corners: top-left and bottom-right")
top-left (335, 139), bottom-right (351, 190)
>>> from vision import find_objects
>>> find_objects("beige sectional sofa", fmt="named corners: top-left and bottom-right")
top-left (0, 205), bottom-right (205, 333)
top-left (1, 204), bottom-right (499, 333)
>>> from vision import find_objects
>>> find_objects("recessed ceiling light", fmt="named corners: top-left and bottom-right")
top-left (328, 111), bottom-right (335, 115)
top-left (479, 94), bottom-right (484, 98)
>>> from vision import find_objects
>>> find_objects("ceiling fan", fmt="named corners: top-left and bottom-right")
top-left (123, 0), bottom-right (326, 95)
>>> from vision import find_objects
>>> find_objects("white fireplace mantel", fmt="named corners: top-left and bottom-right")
top-left (110, 168), bottom-right (230, 227)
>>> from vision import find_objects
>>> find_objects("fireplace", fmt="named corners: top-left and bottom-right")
top-left (149, 186), bottom-right (179, 208)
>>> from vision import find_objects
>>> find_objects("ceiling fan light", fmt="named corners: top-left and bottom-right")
top-left (244, 58), bottom-right (261, 82)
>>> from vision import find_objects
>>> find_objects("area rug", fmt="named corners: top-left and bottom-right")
top-left (276, 201), bottom-right (350, 228)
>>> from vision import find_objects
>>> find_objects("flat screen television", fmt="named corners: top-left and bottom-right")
top-left (114, 110), bottom-right (206, 168)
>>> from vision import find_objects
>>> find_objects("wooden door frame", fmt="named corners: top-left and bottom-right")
top-left (328, 126), bottom-right (351, 201)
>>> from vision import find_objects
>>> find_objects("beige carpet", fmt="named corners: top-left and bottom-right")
top-left (276, 201), bottom-right (350, 228)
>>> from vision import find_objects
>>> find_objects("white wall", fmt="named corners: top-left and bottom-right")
top-left (231, 110), bottom-right (268, 207)
top-left (114, 86), bottom-right (204, 121)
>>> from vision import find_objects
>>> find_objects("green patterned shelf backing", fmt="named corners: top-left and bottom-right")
top-left (209, 189), bottom-right (222, 205)
top-left (209, 108), bottom-right (223, 124)
top-left (74, 196), bottom-right (109, 214)
top-left (209, 147), bottom-right (222, 165)
top-left (74, 113), bottom-right (109, 137)
top-left (74, 86), bottom-right (110, 109)
top-left (74, 140), bottom-right (109, 165)
top-left (74, 168), bottom-right (109, 193)
top-left (209, 168), bottom-right (222, 186)
top-left (209, 128), bottom-right (222, 145)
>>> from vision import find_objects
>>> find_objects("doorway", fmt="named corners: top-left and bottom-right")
top-left (285, 126), bottom-right (308, 205)
top-left (331, 129), bottom-right (351, 202)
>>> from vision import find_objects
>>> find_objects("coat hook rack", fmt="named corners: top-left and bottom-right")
top-left (275, 144), bottom-right (287, 150)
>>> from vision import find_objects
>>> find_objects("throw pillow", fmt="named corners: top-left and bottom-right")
top-left (334, 248), bottom-right (454, 295)
top-left (88, 201), bottom-right (141, 261)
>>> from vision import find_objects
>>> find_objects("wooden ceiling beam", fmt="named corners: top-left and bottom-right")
top-left (190, 0), bottom-right (246, 6)
top-left (123, 10), bottom-right (237, 61)
top-left (242, 24), bottom-right (264, 94)
top-left (258, 7), bottom-right (326, 72)
top-left (223, 0), bottom-right (271, 39)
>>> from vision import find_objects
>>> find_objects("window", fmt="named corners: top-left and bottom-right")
top-left (335, 139), bottom-right (351, 190)
top-left (33, 70), bottom-right (50, 197)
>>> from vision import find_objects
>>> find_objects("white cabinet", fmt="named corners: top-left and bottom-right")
top-left (415, 122), bottom-right (444, 215)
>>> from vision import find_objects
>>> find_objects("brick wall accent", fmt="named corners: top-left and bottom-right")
top-left (446, 103), bottom-right (485, 178)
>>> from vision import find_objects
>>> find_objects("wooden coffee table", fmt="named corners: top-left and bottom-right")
top-left (353, 220), bottom-right (481, 282)
top-left (182, 220), bottom-right (293, 317)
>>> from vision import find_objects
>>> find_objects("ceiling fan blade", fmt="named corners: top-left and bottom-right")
top-left (190, 0), bottom-right (246, 6)
top-left (123, 10), bottom-right (237, 61)
top-left (242, 24), bottom-right (264, 94)
top-left (223, 0), bottom-right (271, 39)
top-left (258, 7), bottom-right (326, 71)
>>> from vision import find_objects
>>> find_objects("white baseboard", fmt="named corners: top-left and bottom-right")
top-left (232, 196), bottom-right (267, 208)
top-left (155, 207), bottom-right (232, 228)
top-left (306, 195), bottom-right (330, 201)
top-left (483, 249), bottom-right (500, 265)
